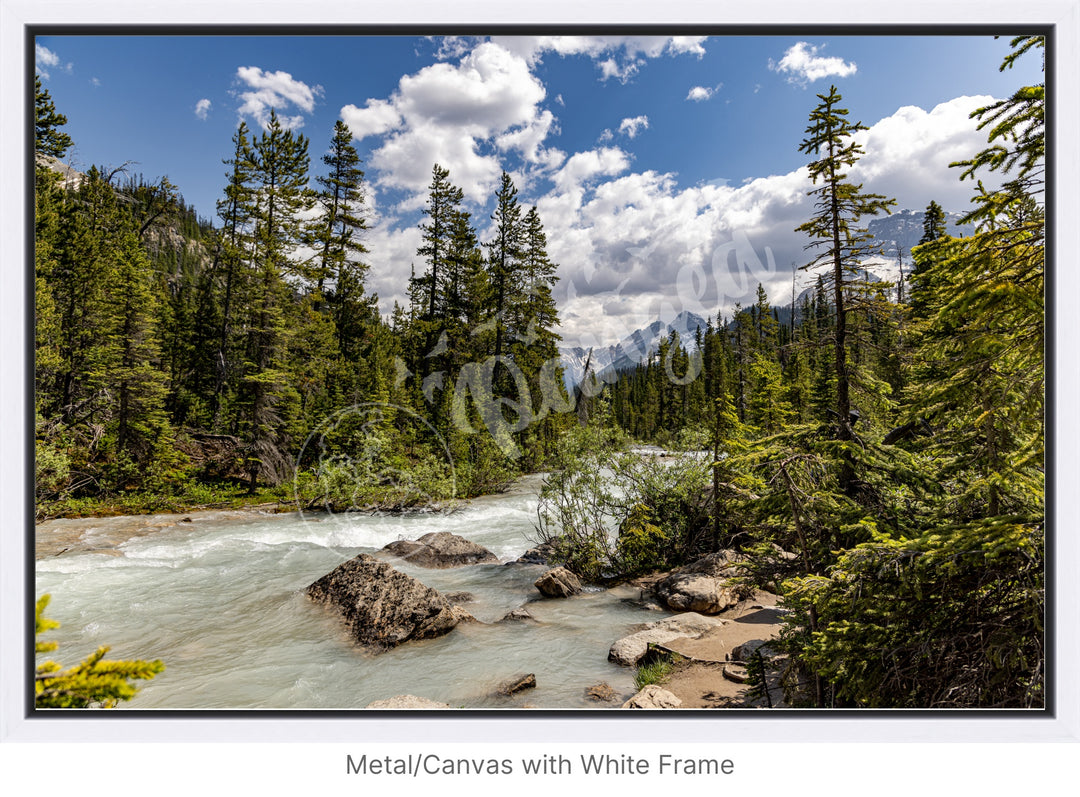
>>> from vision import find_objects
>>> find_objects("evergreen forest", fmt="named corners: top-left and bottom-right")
top-left (33, 36), bottom-right (1045, 709)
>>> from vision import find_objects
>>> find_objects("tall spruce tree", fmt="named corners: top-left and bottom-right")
top-left (208, 122), bottom-right (256, 429)
top-left (240, 109), bottom-right (313, 489)
top-left (410, 164), bottom-right (465, 376)
top-left (308, 120), bottom-right (369, 327)
top-left (796, 85), bottom-right (895, 491)
top-left (485, 171), bottom-right (523, 359)
top-left (34, 75), bottom-right (73, 162)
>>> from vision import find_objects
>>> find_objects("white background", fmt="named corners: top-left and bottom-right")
top-left (2, 1), bottom-right (1077, 792)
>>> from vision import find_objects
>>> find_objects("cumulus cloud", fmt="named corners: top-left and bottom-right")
top-left (535, 96), bottom-right (1002, 346)
top-left (618, 115), bottom-right (649, 139)
top-left (769, 42), bottom-right (857, 86)
top-left (686, 86), bottom-right (714, 102)
top-left (35, 43), bottom-right (70, 79)
top-left (341, 98), bottom-right (402, 140)
top-left (234, 66), bottom-right (324, 129)
top-left (343, 36), bottom-right (713, 211)
top-left (550, 147), bottom-right (631, 195)
top-left (346, 41), bottom-right (554, 206)
top-left (194, 98), bottom-right (212, 120)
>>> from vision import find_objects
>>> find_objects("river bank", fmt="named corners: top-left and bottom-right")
top-left (34, 472), bottom-right (783, 710)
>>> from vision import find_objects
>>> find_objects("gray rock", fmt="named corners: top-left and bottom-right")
top-left (653, 551), bottom-right (752, 614)
top-left (514, 539), bottom-right (559, 565)
top-left (306, 553), bottom-right (458, 649)
top-left (366, 695), bottom-right (452, 709)
top-left (445, 591), bottom-right (475, 603)
top-left (723, 663), bottom-right (749, 684)
top-left (586, 683), bottom-right (619, 702)
top-left (622, 685), bottom-right (682, 709)
top-left (608, 612), bottom-right (728, 666)
top-left (731, 639), bottom-right (775, 662)
top-left (383, 531), bottom-right (498, 569)
top-left (534, 566), bottom-right (583, 598)
top-left (500, 606), bottom-right (537, 623)
top-left (497, 673), bottom-right (537, 695)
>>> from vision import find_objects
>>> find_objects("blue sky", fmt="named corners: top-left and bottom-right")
top-left (34, 33), bottom-right (1043, 346)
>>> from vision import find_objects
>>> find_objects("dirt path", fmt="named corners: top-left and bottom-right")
top-left (658, 591), bottom-right (789, 708)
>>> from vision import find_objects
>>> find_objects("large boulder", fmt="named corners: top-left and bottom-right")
top-left (306, 553), bottom-right (458, 649)
top-left (383, 531), bottom-right (498, 568)
top-left (534, 566), bottom-right (583, 598)
top-left (622, 685), bottom-right (682, 709)
top-left (653, 551), bottom-right (753, 614)
top-left (366, 695), bottom-right (452, 709)
top-left (608, 612), bottom-right (729, 666)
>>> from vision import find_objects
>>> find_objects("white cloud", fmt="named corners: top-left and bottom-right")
top-left (432, 36), bottom-right (477, 60)
top-left (686, 86), bottom-right (714, 102)
top-left (348, 41), bottom-right (553, 206)
top-left (551, 147), bottom-right (631, 194)
top-left (533, 96), bottom-right (1001, 346)
top-left (234, 66), bottom-right (324, 129)
top-left (341, 99), bottom-right (402, 140)
top-left (598, 129), bottom-right (614, 143)
top-left (769, 42), bottom-right (857, 86)
top-left (194, 98), bottom-right (212, 120)
top-left (599, 57), bottom-right (641, 84)
top-left (849, 96), bottom-right (999, 211)
top-left (35, 43), bottom-right (70, 79)
top-left (491, 35), bottom-right (707, 81)
top-left (618, 115), bottom-right (649, 139)
top-left (496, 109), bottom-right (559, 163)
top-left (90, 77), bottom-right (101, 88)
top-left (345, 36), bottom-right (712, 212)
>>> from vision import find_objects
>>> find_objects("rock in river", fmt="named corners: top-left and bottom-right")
top-left (306, 553), bottom-right (459, 649)
top-left (534, 566), bottom-right (583, 598)
top-left (383, 531), bottom-right (498, 569)
top-left (496, 673), bottom-right (537, 696)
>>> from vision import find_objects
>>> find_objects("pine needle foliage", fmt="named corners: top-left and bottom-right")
top-left (35, 595), bottom-right (164, 709)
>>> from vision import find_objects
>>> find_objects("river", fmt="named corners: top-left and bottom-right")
top-left (34, 475), bottom-right (659, 710)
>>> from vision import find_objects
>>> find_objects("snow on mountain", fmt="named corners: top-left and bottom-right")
top-left (559, 310), bottom-right (706, 390)
top-left (557, 209), bottom-right (975, 389)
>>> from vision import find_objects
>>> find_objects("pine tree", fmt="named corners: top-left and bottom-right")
top-left (410, 164), bottom-right (465, 378)
top-left (308, 119), bottom-right (369, 332)
top-left (34, 75), bottom-right (73, 162)
top-left (919, 199), bottom-right (946, 245)
top-left (35, 595), bottom-right (164, 708)
top-left (240, 110), bottom-right (314, 489)
top-left (485, 171), bottom-right (524, 359)
top-left (208, 122), bottom-right (256, 429)
top-left (104, 229), bottom-right (177, 482)
top-left (778, 38), bottom-right (1045, 709)
top-left (796, 85), bottom-right (895, 491)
